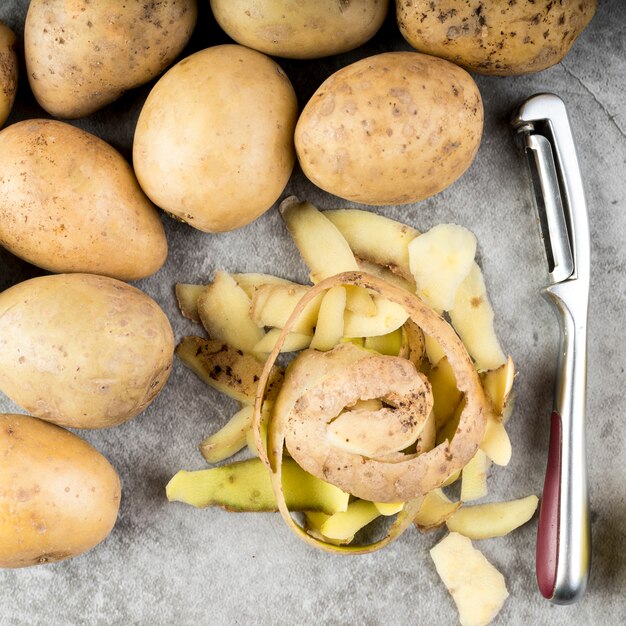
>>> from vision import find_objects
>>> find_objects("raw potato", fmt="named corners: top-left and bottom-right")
top-left (134, 45), bottom-right (298, 232)
top-left (413, 489), bottom-right (460, 532)
top-left (480, 413), bottom-right (512, 467)
top-left (450, 263), bottom-right (507, 371)
top-left (430, 532), bottom-right (509, 626)
top-left (481, 357), bottom-right (515, 416)
top-left (175, 283), bottom-right (205, 323)
top-left (325, 209), bottom-right (419, 281)
top-left (253, 329), bottom-right (312, 354)
top-left (364, 329), bottom-right (403, 356)
top-left (176, 336), bottom-right (283, 405)
top-left (461, 449), bottom-right (491, 502)
top-left (428, 356), bottom-right (463, 429)
top-left (0, 274), bottom-right (174, 429)
top-left (0, 22), bottom-right (18, 128)
top-left (343, 296), bottom-right (409, 338)
top-left (320, 500), bottom-right (380, 541)
top-left (232, 273), bottom-right (294, 298)
top-left (25, 0), bottom-right (198, 118)
top-left (280, 197), bottom-right (374, 315)
top-left (197, 272), bottom-right (265, 353)
top-left (210, 0), bottom-right (389, 59)
top-left (0, 414), bottom-right (121, 568)
top-left (397, 0), bottom-right (596, 76)
top-left (0, 120), bottom-right (167, 281)
top-left (200, 406), bottom-right (254, 464)
top-left (409, 224), bottom-right (477, 311)
top-left (251, 284), bottom-right (324, 334)
top-left (310, 286), bottom-right (347, 352)
top-left (374, 502), bottom-right (404, 516)
top-left (295, 52), bottom-right (483, 205)
top-left (166, 458), bottom-right (349, 514)
top-left (447, 496), bottom-right (539, 541)
top-left (305, 512), bottom-right (353, 546)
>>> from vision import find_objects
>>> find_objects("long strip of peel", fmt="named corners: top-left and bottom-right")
top-left (253, 271), bottom-right (490, 553)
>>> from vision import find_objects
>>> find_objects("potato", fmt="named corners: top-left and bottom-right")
top-left (210, 0), bottom-right (389, 59)
top-left (0, 120), bottom-right (167, 281)
top-left (0, 22), bottom-right (18, 128)
top-left (430, 533), bottom-right (509, 626)
top-left (295, 51), bottom-right (483, 205)
top-left (134, 45), bottom-right (298, 232)
top-left (0, 414), bottom-right (121, 568)
top-left (0, 274), bottom-right (174, 429)
top-left (397, 0), bottom-right (596, 76)
top-left (24, 0), bottom-right (198, 118)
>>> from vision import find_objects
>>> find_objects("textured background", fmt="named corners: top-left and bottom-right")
top-left (1, 1), bottom-right (625, 624)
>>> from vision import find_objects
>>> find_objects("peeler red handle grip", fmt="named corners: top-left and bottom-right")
top-left (536, 412), bottom-right (562, 598)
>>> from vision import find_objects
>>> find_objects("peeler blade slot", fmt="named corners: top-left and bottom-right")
top-left (524, 133), bottom-right (575, 284)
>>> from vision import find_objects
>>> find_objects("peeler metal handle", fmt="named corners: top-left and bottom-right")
top-left (539, 281), bottom-right (590, 603)
top-left (512, 94), bottom-right (591, 604)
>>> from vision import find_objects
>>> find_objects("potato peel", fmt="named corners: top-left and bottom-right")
top-left (253, 271), bottom-right (491, 552)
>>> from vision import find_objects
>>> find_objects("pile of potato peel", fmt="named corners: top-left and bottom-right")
top-left (168, 200), bottom-right (538, 625)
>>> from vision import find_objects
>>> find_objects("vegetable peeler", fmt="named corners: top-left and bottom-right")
top-left (511, 94), bottom-right (591, 604)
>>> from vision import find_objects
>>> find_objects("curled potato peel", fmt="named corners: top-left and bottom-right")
top-left (253, 271), bottom-right (491, 552)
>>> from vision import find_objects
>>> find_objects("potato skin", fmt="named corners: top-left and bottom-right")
top-left (295, 51), bottom-right (483, 205)
top-left (0, 119), bottom-right (167, 281)
top-left (0, 22), bottom-right (18, 128)
top-left (0, 274), bottom-right (174, 429)
top-left (0, 414), bottom-right (121, 568)
top-left (133, 45), bottom-right (298, 233)
top-left (25, 0), bottom-right (198, 118)
top-left (396, 0), bottom-right (596, 76)
top-left (210, 0), bottom-right (389, 59)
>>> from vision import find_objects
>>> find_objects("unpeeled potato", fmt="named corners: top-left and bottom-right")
top-left (134, 45), bottom-right (298, 232)
top-left (295, 52), bottom-right (483, 205)
top-left (0, 274), bottom-right (174, 429)
top-left (25, 0), bottom-right (198, 118)
top-left (397, 0), bottom-right (596, 75)
top-left (0, 22), bottom-right (18, 128)
top-left (0, 414), bottom-right (121, 568)
top-left (0, 120), bottom-right (167, 281)
top-left (210, 0), bottom-right (389, 59)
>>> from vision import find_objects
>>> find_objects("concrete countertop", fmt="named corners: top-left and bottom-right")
top-left (1, 1), bottom-right (625, 624)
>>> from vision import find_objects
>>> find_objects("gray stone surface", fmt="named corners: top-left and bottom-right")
top-left (0, 1), bottom-right (624, 624)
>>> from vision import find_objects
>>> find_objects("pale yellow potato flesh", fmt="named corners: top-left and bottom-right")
top-left (343, 296), bottom-right (409, 338)
top-left (413, 489), bottom-right (460, 532)
top-left (481, 357), bottom-right (515, 416)
top-left (374, 502), bottom-right (404, 516)
top-left (425, 334), bottom-right (446, 366)
top-left (232, 273), bottom-right (294, 298)
top-left (364, 329), bottom-right (403, 356)
top-left (280, 197), bottom-right (374, 315)
top-left (447, 495), bottom-right (539, 541)
top-left (428, 356), bottom-right (463, 430)
top-left (461, 449), bottom-right (491, 503)
top-left (325, 209), bottom-right (419, 281)
top-left (200, 405), bottom-right (253, 464)
top-left (320, 500), bottom-right (381, 541)
top-left (450, 263), bottom-right (507, 371)
top-left (198, 272), bottom-right (265, 354)
top-left (480, 413), bottom-right (512, 467)
top-left (253, 329), bottom-right (312, 354)
top-left (305, 512), bottom-right (353, 546)
top-left (25, 0), bottom-right (197, 118)
top-left (310, 286), bottom-right (347, 352)
top-left (210, 0), bottom-right (389, 60)
top-left (0, 22), bottom-right (18, 128)
top-left (430, 532), bottom-right (509, 626)
top-left (409, 224), bottom-right (477, 311)
top-left (175, 283), bottom-right (205, 323)
top-left (356, 259), bottom-right (415, 293)
top-left (250, 284), bottom-right (324, 334)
